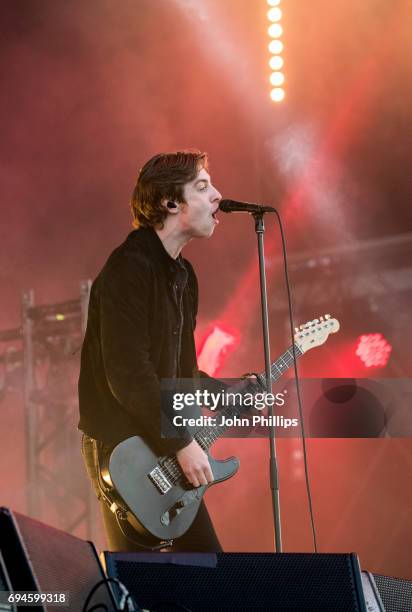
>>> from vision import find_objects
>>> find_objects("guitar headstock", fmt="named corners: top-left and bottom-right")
top-left (294, 315), bottom-right (340, 353)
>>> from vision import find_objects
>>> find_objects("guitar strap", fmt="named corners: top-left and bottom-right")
top-left (114, 512), bottom-right (173, 552)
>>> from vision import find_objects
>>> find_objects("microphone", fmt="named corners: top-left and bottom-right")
top-left (219, 199), bottom-right (276, 214)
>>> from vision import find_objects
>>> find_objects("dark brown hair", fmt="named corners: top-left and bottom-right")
top-left (130, 150), bottom-right (208, 229)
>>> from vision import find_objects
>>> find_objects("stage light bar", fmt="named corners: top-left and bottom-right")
top-left (267, 7), bottom-right (282, 22)
top-left (270, 71), bottom-right (285, 86)
top-left (266, 0), bottom-right (285, 103)
top-left (270, 88), bottom-right (285, 102)
top-left (269, 55), bottom-right (283, 70)
top-left (268, 39), bottom-right (283, 54)
top-left (268, 23), bottom-right (283, 38)
top-left (355, 333), bottom-right (392, 368)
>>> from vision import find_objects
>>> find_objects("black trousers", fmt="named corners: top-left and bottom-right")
top-left (81, 434), bottom-right (223, 552)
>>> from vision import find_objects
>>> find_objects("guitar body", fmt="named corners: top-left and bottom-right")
top-left (101, 435), bottom-right (239, 543)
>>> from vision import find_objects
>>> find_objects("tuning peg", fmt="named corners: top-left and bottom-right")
top-left (325, 314), bottom-right (331, 320)
top-left (295, 327), bottom-right (299, 333)
top-left (314, 318), bottom-right (319, 324)
top-left (319, 316), bottom-right (324, 322)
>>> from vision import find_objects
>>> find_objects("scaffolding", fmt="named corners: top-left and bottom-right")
top-left (269, 231), bottom-right (412, 313)
top-left (0, 280), bottom-right (99, 541)
top-left (267, 233), bottom-right (412, 378)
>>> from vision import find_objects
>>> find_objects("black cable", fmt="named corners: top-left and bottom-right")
top-left (114, 509), bottom-right (172, 551)
top-left (82, 574), bottom-right (194, 612)
top-left (273, 209), bottom-right (318, 553)
top-left (82, 576), bottom-right (142, 612)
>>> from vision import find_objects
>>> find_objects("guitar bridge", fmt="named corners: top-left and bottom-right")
top-left (148, 466), bottom-right (172, 494)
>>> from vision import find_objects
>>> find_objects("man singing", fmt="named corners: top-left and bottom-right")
top-left (78, 150), bottom-right (225, 552)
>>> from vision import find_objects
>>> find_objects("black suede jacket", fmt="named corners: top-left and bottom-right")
top-left (78, 228), bottom-right (205, 454)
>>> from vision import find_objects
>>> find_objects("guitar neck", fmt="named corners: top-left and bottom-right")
top-left (257, 343), bottom-right (303, 386)
top-left (195, 343), bottom-right (303, 452)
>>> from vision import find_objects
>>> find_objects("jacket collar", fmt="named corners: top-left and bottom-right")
top-left (127, 227), bottom-right (186, 275)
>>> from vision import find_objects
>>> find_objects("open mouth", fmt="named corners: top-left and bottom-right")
top-left (212, 207), bottom-right (219, 220)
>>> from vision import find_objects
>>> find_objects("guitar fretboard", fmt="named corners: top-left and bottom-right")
top-left (259, 344), bottom-right (303, 386)
top-left (195, 343), bottom-right (303, 451)
top-left (160, 343), bottom-right (303, 484)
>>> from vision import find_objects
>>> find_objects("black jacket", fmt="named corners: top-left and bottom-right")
top-left (78, 227), bottom-right (205, 454)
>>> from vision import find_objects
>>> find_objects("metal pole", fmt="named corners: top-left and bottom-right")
top-left (254, 213), bottom-right (282, 552)
top-left (21, 289), bottom-right (37, 517)
top-left (80, 279), bottom-right (100, 543)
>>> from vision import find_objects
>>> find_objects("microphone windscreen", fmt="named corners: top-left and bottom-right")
top-left (218, 200), bottom-right (235, 212)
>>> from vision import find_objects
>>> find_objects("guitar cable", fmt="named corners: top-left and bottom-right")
top-left (82, 576), bottom-right (140, 611)
top-left (82, 575), bottom-right (195, 612)
top-left (272, 209), bottom-right (318, 553)
top-left (114, 509), bottom-right (173, 551)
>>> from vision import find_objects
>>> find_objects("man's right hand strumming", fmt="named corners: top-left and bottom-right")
top-left (176, 439), bottom-right (214, 488)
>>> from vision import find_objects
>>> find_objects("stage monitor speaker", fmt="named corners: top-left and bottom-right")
top-left (0, 550), bottom-right (16, 612)
top-left (0, 507), bottom-right (117, 612)
top-left (372, 573), bottom-right (412, 612)
top-left (103, 551), bottom-right (367, 611)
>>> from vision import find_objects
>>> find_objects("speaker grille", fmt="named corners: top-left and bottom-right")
top-left (0, 508), bottom-right (116, 612)
top-left (0, 551), bottom-right (16, 612)
top-left (373, 573), bottom-right (412, 612)
top-left (107, 552), bottom-right (365, 611)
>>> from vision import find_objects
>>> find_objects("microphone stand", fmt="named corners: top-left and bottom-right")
top-left (253, 211), bottom-right (282, 553)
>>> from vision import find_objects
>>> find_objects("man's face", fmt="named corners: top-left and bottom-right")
top-left (180, 168), bottom-right (222, 238)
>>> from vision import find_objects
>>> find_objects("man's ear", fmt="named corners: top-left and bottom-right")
top-left (162, 199), bottom-right (179, 213)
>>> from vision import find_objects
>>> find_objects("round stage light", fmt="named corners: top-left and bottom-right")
top-left (355, 333), bottom-right (392, 368)
top-left (270, 87), bottom-right (285, 102)
top-left (268, 39), bottom-right (283, 54)
top-left (267, 7), bottom-right (282, 22)
top-left (267, 0), bottom-right (281, 6)
top-left (268, 23), bottom-right (283, 38)
top-left (270, 71), bottom-right (285, 86)
top-left (269, 55), bottom-right (284, 70)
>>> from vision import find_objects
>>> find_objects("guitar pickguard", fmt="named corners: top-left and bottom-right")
top-left (161, 487), bottom-right (204, 526)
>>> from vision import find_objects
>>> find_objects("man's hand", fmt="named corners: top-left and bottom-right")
top-left (176, 440), bottom-right (214, 487)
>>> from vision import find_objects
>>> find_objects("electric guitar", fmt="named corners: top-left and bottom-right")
top-left (98, 315), bottom-right (339, 544)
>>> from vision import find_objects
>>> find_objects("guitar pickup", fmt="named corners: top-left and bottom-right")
top-left (148, 466), bottom-right (172, 494)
